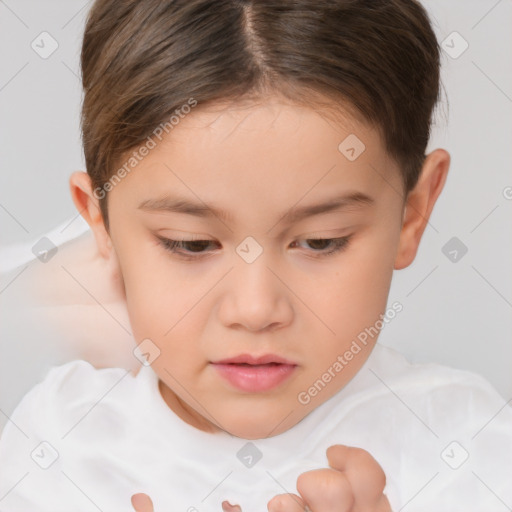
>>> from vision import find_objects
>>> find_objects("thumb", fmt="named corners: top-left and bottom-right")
top-left (325, 444), bottom-right (352, 472)
top-left (131, 493), bottom-right (154, 512)
top-left (326, 444), bottom-right (387, 504)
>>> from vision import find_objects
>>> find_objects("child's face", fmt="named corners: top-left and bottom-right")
top-left (106, 97), bottom-right (407, 439)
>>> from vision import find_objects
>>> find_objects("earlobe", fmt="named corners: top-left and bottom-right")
top-left (69, 171), bottom-right (112, 260)
top-left (394, 149), bottom-right (450, 270)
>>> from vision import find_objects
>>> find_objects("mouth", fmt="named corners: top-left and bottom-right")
top-left (211, 353), bottom-right (297, 366)
top-left (210, 354), bottom-right (297, 392)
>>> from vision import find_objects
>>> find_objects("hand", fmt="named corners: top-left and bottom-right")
top-left (267, 445), bottom-right (391, 512)
top-left (131, 493), bottom-right (242, 512)
top-left (131, 445), bottom-right (390, 512)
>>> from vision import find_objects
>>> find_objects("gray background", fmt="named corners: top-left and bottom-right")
top-left (1, 0), bottom-right (511, 432)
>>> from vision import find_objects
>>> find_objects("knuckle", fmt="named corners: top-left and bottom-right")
top-left (297, 468), bottom-right (329, 491)
top-left (326, 443), bottom-right (349, 460)
top-left (349, 447), bottom-right (375, 467)
top-left (297, 468), bottom-right (351, 498)
top-left (375, 466), bottom-right (387, 491)
top-left (268, 493), bottom-right (303, 512)
top-left (348, 448), bottom-right (388, 494)
top-left (267, 494), bottom-right (287, 512)
top-left (349, 447), bottom-right (386, 478)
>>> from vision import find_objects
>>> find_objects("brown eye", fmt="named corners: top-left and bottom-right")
top-left (292, 236), bottom-right (352, 257)
top-left (157, 237), bottom-right (219, 259)
top-left (305, 238), bottom-right (332, 250)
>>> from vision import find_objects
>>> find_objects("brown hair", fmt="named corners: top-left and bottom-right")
top-left (80, 0), bottom-right (446, 231)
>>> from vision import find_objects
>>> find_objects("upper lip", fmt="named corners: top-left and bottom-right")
top-left (211, 354), bottom-right (297, 365)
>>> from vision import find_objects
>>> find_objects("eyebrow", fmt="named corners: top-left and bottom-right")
top-left (137, 191), bottom-right (374, 224)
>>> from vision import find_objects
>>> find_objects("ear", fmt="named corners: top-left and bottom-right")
top-left (69, 171), bottom-right (126, 300)
top-left (69, 171), bottom-right (112, 260)
top-left (394, 148), bottom-right (450, 270)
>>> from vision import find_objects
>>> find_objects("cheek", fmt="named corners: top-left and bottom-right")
top-left (115, 215), bottom-right (397, 347)
top-left (320, 235), bottom-right (396, 339)
top-left (113, 238), bottom-right (182, 339)
top-left (117, 245), bottom-right (213, 366)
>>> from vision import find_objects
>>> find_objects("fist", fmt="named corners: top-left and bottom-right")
top-left (267, 445), bottom-right (391, 512)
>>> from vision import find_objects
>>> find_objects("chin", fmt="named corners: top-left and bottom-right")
top-left (228, 423), bottom-right (275, 440)
top-left (219, 409), bottom-right (296, 440)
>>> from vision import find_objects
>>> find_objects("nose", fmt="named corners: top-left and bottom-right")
top-left (218, 256), bottom-right (294, 332)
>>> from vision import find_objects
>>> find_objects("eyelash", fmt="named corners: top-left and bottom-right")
top-left (156, 235), bottom-right (353, 261)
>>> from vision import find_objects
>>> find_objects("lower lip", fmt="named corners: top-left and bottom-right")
top-left (212, 363), bottom-right (297, 392)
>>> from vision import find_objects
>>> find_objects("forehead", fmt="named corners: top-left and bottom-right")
top-left (172, 97), bottom-right (374, 148)
top-left (146, 98), bottom-right (391, 173)
top-left (111, 98), bottom-right (401, 217)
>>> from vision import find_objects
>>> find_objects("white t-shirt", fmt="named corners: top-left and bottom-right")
top-left (0, 343), bottom-right (511, 512)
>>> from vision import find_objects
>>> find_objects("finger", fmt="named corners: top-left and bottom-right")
top-left (374, 493), bottom-right (393, 512)
top-left (296, 468), bottom-right (353, 512)
top-left (222, 501), bottom-right (242, 512)
top-left (131, 493), bottom-right (154, 512)
top-left (325, 445), bottom-right (352, 472)
top-left (268, 492), bottom-right (307, 512)
top-left (326, 445), bottom-right (387, 506)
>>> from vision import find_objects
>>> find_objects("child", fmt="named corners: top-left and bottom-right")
top-left (1, 0), bottom-right (511, 511)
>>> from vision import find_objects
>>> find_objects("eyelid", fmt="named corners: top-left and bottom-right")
top-left (155, 233), bottom-right (354, 261)
top-left (169, 225), bottom-right (350, 236)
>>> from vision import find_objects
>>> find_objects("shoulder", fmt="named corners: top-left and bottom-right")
top-left (0, 360), bottom-right (136, 510)
top-left (34, 360), bottom-right (136, 438)
top-left (331, 345), bottom-right (512, 509)
top-left (0, 360), bottom-right (134, 454)
top-left (366, 343), bottom-right (504, 396)
top-left (339, 343), bottom-right (512, 434)
top-left (11, 359), bottom-right (133, 415)
top-left (42, 358), bottom-right (133, 399)
top-left (0, 359), bottom-right (134, 443)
